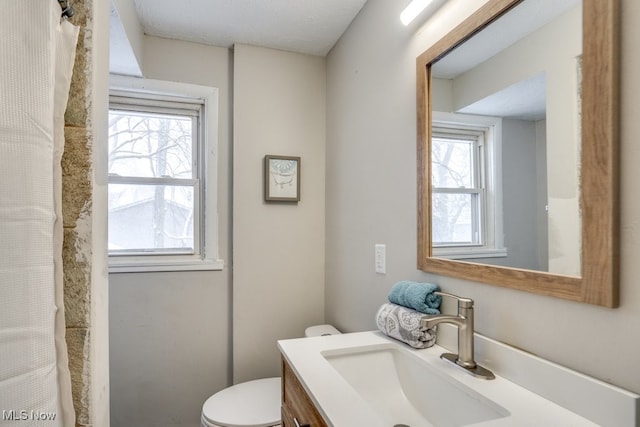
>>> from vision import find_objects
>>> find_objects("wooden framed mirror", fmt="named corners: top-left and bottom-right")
top-left (417, 0), bottom-right (619, 307)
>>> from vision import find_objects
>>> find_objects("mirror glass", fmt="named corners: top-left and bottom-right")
top-left (429, 0), bottom-right (582, 276)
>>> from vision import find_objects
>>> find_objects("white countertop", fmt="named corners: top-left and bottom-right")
top-left (278, 331), bottom-right (639, 427)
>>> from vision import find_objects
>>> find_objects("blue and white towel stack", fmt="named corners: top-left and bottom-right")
top-left (376, 281), bottom-right (442, 349)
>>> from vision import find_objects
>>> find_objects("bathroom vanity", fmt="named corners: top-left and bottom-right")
top-left (278, 331), bottom-right (639, 426)
top-left (281, 358), bottom-right (327, 427)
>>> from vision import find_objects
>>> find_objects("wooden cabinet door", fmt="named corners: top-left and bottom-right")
top-left (281, 358), bottom-right (328, 427)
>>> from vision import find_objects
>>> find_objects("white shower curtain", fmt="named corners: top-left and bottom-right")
top-left (0, 1), bottom-right (78, 426)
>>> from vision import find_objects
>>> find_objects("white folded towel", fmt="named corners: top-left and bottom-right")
top-left (375, 303), bottom-right (437, 349)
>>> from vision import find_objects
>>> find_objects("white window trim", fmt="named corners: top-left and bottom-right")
top-left (107, 75), bottom-right (224, 273)
top-left (432, 111), bottom-right (506, 260)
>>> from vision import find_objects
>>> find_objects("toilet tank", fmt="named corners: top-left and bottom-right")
top-left (305, 324), bottom-right (341, 337)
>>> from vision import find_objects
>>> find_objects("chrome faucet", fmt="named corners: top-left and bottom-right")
top-left (422, 291), bottom-right (495, 380)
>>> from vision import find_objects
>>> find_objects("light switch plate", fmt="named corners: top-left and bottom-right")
top-left (375, 244), bottom-right (386, 274)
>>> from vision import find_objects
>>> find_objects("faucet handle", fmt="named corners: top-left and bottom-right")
top-left (435, 291), bottom-right (474, 309)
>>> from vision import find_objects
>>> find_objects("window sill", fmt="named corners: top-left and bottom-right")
top-left (108, 258), bottom-right (225, 273)
top-left (433, 248), bottom-right (507, 260)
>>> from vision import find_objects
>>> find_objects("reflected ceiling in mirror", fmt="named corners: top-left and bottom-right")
top-left (416, 0), bottom-right (619, 307)
top-left (429, 0), bottom-right (582, 276)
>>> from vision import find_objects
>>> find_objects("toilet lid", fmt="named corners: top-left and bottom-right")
top-left (202, 377), bottom-right (281, 427)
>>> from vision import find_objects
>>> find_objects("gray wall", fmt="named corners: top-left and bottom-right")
top-left (465, 118), bottom-right (545, 270)
top-left (109, 39), bottom-right (327, 427)
top-left (501, 118), bottom-right (546, 270)
top-left (232, 44), bottom-right (326, 384)
top-left (109, 37), bottom-right (233, 427)
top-left (325, 0), bottom-right (640, 395)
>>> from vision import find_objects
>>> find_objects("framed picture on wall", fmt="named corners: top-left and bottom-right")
top-left (264, 155), bottom-right (301, 202)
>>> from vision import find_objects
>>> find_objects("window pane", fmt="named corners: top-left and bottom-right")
top-left (108, 110), bottom-right (194, 179)
top-left (432, 193), bottom-right (479, 246)
top-left (108, 183), bottom-right (195, 253)
top-left (432, 137), bottom-right (474, 188)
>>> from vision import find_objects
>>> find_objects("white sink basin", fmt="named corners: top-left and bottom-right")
top-left (323, 345), bottom-right (509, 427)
top-left (278, 331), bottom-right (638, 426)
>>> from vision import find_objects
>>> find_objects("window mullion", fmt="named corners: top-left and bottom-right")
top-left (108, 175), bottom-right (197, 186)
top-left (432, 187), bottom-right (480, 195)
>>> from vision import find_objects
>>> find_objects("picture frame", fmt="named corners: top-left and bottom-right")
top-left (264, 155), bottom-right (301, 202)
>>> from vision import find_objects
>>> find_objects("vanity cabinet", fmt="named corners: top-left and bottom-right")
top-left (281, 357), bottom-right (327, 427)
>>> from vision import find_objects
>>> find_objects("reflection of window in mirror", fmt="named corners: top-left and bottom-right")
top-left (416, 0), bottom-right (619, 307)
top-left (431, 112), bottom-right (505, 260)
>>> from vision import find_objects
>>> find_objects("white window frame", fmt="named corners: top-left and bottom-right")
top-left (432, 111), bottom-right (506, 260)
top-left (107, 75), bottom-right (223, 273)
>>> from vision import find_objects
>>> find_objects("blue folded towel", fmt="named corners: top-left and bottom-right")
top-left (388, 281), bottom-right (442, 315)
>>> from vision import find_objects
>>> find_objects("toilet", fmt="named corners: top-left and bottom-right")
top-left (201, 324), bottom-right (341, 427)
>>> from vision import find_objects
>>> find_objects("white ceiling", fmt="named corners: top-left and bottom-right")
top-left (458, 73), bottom-right (547, 121)
top-left (131, 0), bottom-right (367, 57)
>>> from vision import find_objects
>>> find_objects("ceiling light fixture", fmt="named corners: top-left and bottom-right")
top-left (400, 0), bottom-right (435, 26)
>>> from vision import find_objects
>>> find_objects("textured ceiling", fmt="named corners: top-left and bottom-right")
top-left (133, 0), bottom-right (368, 56)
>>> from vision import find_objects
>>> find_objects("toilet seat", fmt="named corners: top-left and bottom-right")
top-left (201, 377), bottom-right (281, 427)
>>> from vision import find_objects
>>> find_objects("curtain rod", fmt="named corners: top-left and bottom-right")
top-left (58, 0), bottom-right (74, 19)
